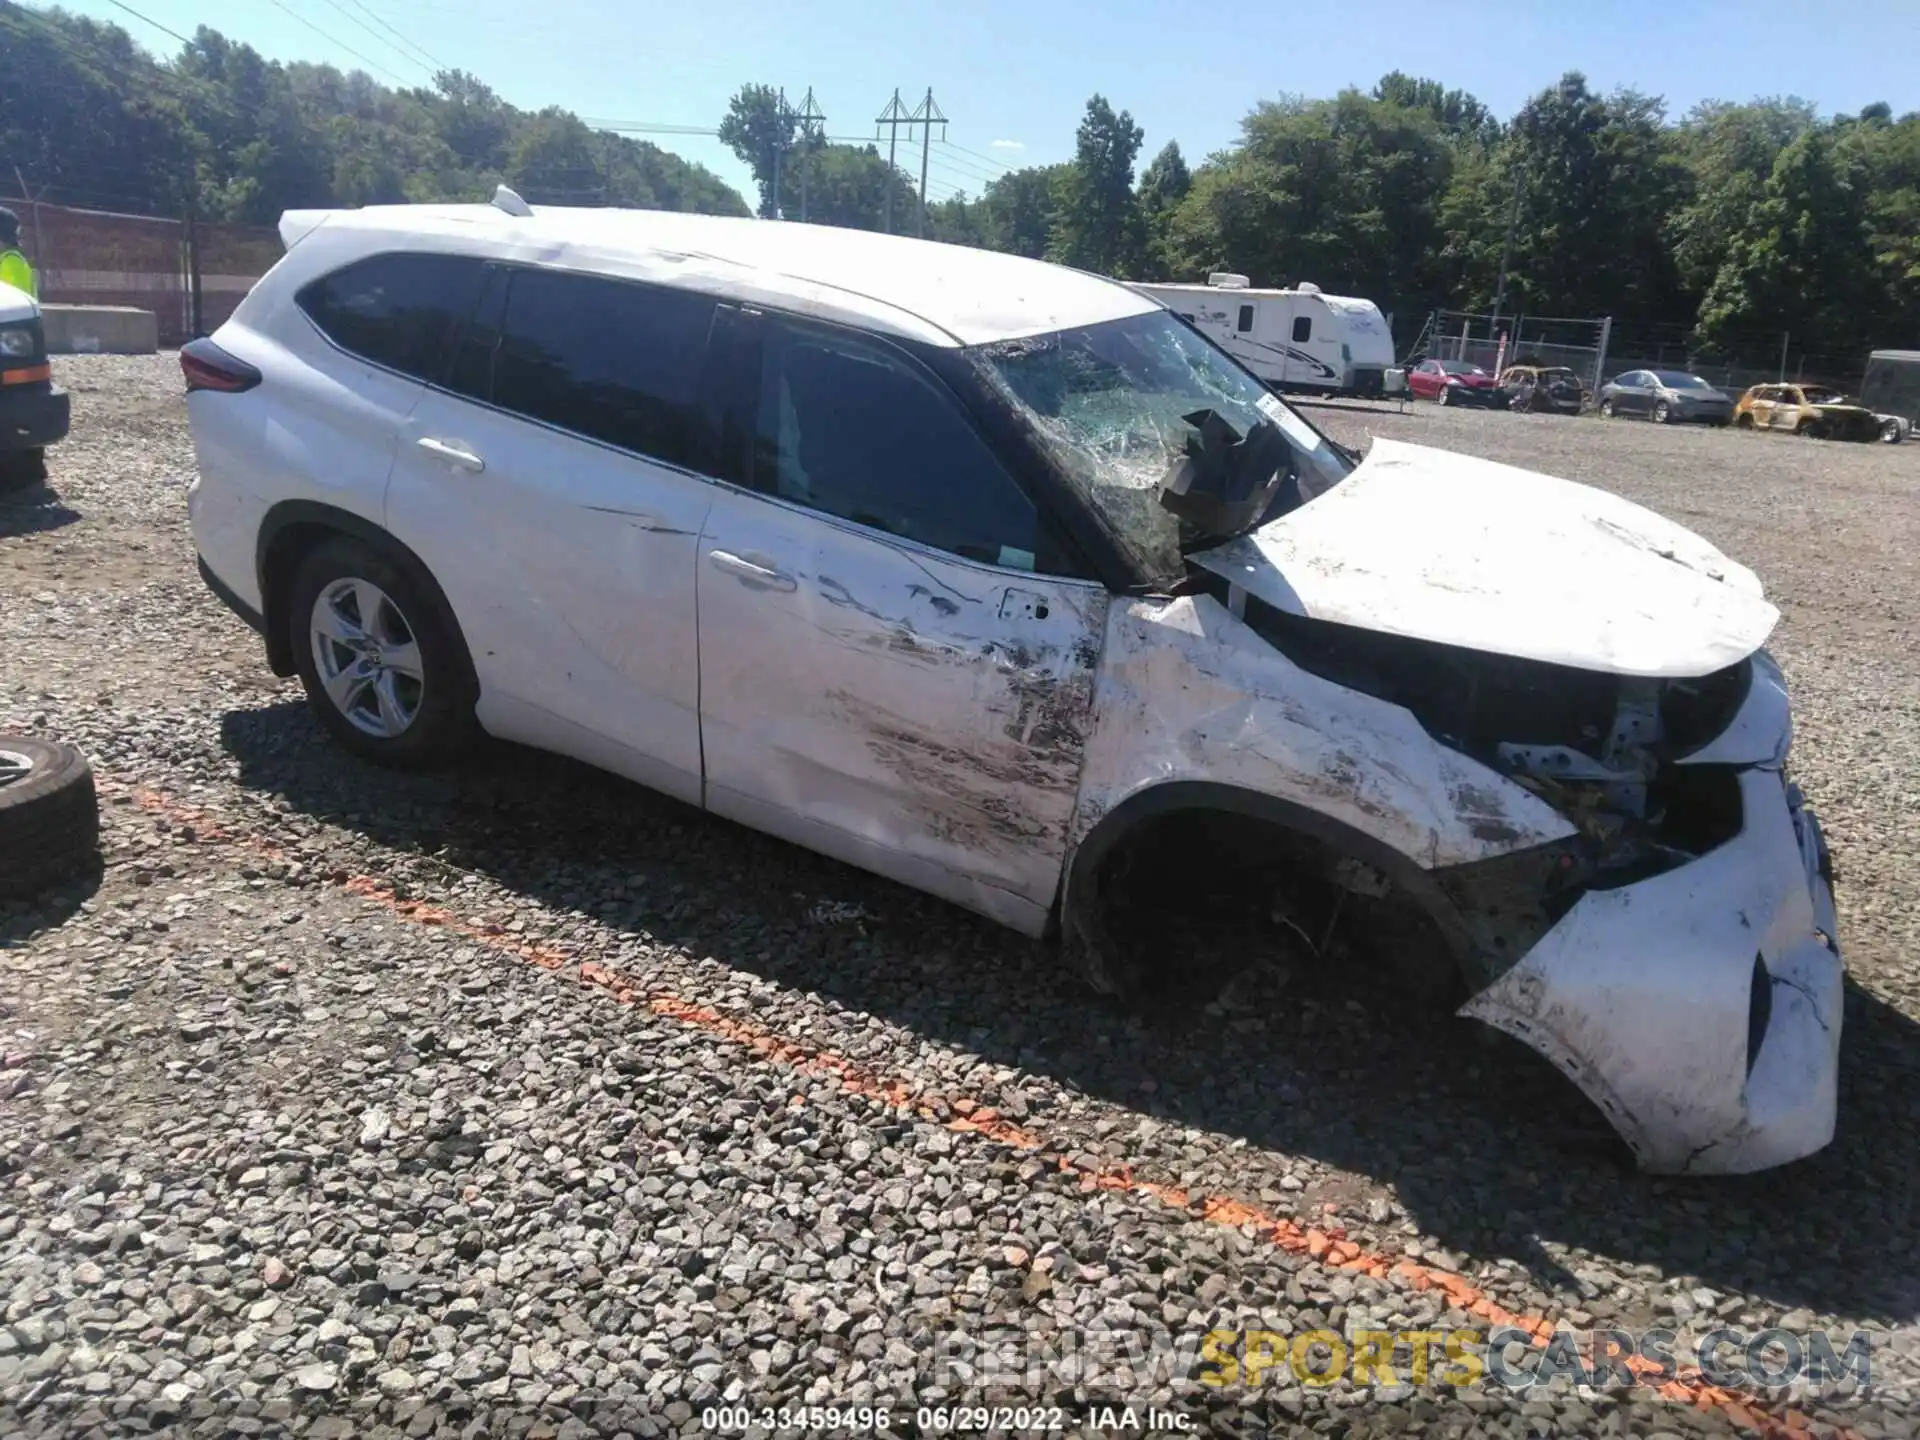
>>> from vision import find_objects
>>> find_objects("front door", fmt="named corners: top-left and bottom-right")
top-left (385, 265), bottom-right (717, 804)
top-left (695, 311), bottom-right (1107, 933)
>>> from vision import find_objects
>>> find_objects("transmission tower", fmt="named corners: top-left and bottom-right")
top-left (794, 87), bottom-right (827, 223)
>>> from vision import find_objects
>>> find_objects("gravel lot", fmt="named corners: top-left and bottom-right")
top-left (2, 358), bottom-right (1916, 1439)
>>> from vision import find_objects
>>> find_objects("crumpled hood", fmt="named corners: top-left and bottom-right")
top-left (1191, 438), bottom-right (1778, 678)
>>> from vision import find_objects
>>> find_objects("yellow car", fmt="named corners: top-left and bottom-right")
top-left (1731, 384), bottom-right (1885, 442)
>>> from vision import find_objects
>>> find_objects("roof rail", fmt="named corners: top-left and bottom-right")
top-left (491, 185), bottom-right (533, 218)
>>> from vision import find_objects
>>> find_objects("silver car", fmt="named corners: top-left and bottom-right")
top-left (1600, 370), bottom-right (1735, 425)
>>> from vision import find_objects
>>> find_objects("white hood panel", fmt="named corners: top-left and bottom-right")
top-left (1192, 439), bottom-right (1778, 678)
top-left (0, 279), bottom-right (37, 325)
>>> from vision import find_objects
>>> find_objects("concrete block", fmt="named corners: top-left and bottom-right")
top-left (40, 304), bottom-right (159, 356)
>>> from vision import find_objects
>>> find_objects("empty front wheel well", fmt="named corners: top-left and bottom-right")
top-left (1062, 783), bottom-right (1475, 1009)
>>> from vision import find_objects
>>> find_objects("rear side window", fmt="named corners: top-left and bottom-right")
top-left (1236, 305), bottom-right (1254, 333)
top-left (1292, 315), bottom-right (1311, 342)
top-left (296, 253), bottom-right (485, 381)
top-left (490, 268), bottom-right (715, 469)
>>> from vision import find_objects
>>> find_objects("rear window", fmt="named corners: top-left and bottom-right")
top-left (296, 253), bottom-right (485, 381)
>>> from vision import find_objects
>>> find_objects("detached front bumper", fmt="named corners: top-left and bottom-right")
top-left (1462, 768), bottom-right (1841, 1174)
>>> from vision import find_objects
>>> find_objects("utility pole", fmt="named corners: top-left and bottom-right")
top-left (875, 89), bottom-right (911, 234)
top-left (794, 88), bottom-right (826, 223)
top-left (1490, 163), bottom-right (1523, 333)
top-left (910, 88), bottom-right (947, 238)
top-left (771, 88), bottom-right (788, 220)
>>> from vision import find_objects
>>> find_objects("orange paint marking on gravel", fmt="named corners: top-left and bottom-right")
top-left (104, 779), bottom-right (1851, 1440)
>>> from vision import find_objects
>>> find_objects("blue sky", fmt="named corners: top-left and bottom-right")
top-left (58, 0), bottom-right (1920, 205)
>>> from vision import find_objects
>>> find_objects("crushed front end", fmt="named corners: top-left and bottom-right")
top-left (1243, 602), bottom-right (1841, 1174)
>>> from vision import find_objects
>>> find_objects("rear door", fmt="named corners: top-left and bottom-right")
top-left (1615, 371), bottom-right (1649, 415)
top-left (693, 308), bottom-right (1107, 932)
top-left (1769, 386), bottom-right (1802, 430)
top-left (384, 265), bottom-right (717, 804)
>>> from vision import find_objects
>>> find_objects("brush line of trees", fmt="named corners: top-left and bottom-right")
top-left (6, 2), bottom-right (1917, 366)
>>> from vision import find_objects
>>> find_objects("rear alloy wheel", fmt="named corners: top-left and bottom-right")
top-left (1437, 385), bottom-right (1453, 407)
top-left (0, 735), bottom-right (101, 900)
top-left (289, 536), bottom-right (478, 767)
top-left (1652, 400), bottom-right (1671, 424)
top-left (1734, 413), bottom-right (1755, 430)
top-left (1881, 417), bottom-right (1904, 444)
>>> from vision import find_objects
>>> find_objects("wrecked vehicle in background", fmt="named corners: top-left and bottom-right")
top-left (1498, 363), bottom-right (1587, 415)
top-left (185, 196), bottom-right (1840, 1178)
top-left (1733, 383), bottom-right (1886, 442)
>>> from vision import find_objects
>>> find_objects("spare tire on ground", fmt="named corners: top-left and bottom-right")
top-left (0, 735), bottom-right (101, 901)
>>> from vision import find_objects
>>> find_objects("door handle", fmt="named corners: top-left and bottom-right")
top-left (416, 436), bottom-right (485, 472)
top-left (707, 548), bottom-right (796, 592)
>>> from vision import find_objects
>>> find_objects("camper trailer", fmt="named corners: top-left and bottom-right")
top-left (1130, 274), bottom-right (1405, 397)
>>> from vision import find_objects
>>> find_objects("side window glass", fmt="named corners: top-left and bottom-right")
top-left (1292, 315), bottom-right (1312, 343)
top-left (492, 269), bottom-right (715, 468)
top-left (753, 320), bottom-right (1040, 570)
top-left (1236, 305), bottom-right (1254, 333)
top-left (296, 253), bottom-right (485, 381)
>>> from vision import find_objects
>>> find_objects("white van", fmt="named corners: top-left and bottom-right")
top-left (0, 278), bottom-right (70, 490)
top-left (1131, 275), bottom-right (1404, 398)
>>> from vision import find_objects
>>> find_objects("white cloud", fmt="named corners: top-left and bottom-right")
top-left (990, 139), bottom-right (1025, 150)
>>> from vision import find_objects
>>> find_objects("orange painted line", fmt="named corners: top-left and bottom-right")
top-left (101, 779), bottom-right (1854, 1438)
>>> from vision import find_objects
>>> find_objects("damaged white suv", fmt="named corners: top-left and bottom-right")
top-left (185, 192), bottom-right (1841, 1175)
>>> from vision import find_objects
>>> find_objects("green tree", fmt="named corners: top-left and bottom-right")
top-left (1135, 140), bottom-right (1191, 277)
top-left (1445, 73), bottom-right (1687, 324)
top-left (978, 165), bottom-right (1067, 258)
top-left (1167, 90), bottom-right (1453, 310)
top-left (1049, 95), bottom-right (1145, 275)
top-left (1372, 72), bottom-right (1499, 147)
top-left (1695, 125), bottom-right (1882, 359)
top-left (1666, 98), bottom-right (1816, 302)
top-left (718, 83), bottom-right (797, 218)
top-left (788, 143), bottom-right (911, 231)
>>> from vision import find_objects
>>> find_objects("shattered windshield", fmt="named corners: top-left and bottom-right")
top-left (974, 311), bottom-right (1354, 587)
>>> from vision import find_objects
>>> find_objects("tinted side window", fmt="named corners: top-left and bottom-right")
top-left (753, 319), bottom-right (1040, 569)
top-left (1292, 315), bottom-right (1312, 342)
top-left (492, 268), bottom-right (716, 468)
top-left (1237, 305), bottom-right (1254, 333)
top-left (297, 253), bottom-right (485, 381)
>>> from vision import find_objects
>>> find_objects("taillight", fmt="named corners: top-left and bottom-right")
top-left (181, 338), bottom-right (261, 394)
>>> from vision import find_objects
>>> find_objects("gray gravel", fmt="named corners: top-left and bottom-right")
top-left (0, 359), bottom-right (1914, 1437)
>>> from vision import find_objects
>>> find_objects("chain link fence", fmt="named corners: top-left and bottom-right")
top-left (1, 195), bottom-right (279, 347)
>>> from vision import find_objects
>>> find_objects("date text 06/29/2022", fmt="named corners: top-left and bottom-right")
top-left (700, 1404), bottom-right (1195, 1432)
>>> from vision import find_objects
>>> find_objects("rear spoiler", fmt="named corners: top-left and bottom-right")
top-left (279, 210), bottom-right (331, 250)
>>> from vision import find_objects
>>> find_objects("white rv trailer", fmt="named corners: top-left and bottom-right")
top-left (1130, 273), bottom-right (1405, 398)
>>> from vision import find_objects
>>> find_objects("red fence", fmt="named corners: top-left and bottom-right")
top-left (1, 197), bottom-right (280, 347)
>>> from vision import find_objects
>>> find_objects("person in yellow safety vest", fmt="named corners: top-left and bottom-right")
top-left (0, 208), bottom-right (37, 297)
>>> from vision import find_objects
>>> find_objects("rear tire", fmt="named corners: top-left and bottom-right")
top-left (1599, 399), bottom-right (1615, 419)
top-left (1881, 418), bottom-right (1904, 444)
top-left (1734, 413), bottom-right (1754, 430)
top-left (0, 736), bottom-right (100, 901)
top-left (1437, 386), bottom-right (1452, 407)
top-left (1653, 401), bottom-right (1671, 424)
top-left (288, 535), bottom-right (479, 768)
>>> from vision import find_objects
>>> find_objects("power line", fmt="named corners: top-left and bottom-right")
top-left (263, 0), bottom-right (411, 85)
top-left (98, 0), bottom-right (192, 48)
top-left (940, 138), bottom-right (1020, 174)
top-left (340, 0), bottom-right (446, 72)
top-left (310, 0), bottom-right (435, 77)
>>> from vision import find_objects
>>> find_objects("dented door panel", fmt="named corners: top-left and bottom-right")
top-left (697, 487), bottom-right (1107, 932)
top-left (1067, 594), bottom-right (1579, 871)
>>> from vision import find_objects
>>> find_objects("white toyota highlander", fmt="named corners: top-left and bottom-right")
top-left (184, 190), bottom-right (1843, 1174)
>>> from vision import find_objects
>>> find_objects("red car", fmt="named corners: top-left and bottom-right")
top-left (1408, 359), bottom-right (1507, 407)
